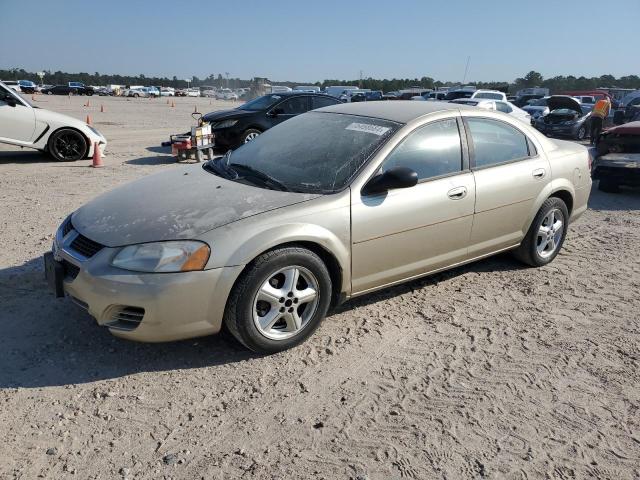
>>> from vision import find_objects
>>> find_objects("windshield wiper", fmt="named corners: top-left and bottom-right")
top-left (229, 163), bottom-right (290, 192)
top-left (204, 151), bottom-right (234, 179)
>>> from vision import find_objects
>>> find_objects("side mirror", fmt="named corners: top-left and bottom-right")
top-left (362, 166), bottom-right (418, 196)
top-left (5, 97), bottom-right (17, 107)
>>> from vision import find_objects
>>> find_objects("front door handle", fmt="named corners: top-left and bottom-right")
top-left (447, 186), bottom-right (467, 200)
top-left (532, 168), bottom-right (546, 179)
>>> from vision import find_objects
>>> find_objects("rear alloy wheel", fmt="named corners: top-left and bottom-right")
top-left (514, 197), bottom-right (569, 267)
top-left (48, 129), bottom-right (88, 162)
top-left (224, 247), bottom-right (332, 353)
top-left (241, 129), bottom-right (261, 144)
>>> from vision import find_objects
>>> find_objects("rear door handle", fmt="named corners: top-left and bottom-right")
top-left (532, 168), bottom-right (546, 179)
top-left (447, 186), bottom-right (467, 200)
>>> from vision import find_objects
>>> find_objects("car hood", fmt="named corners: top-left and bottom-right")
top-left (604, 120), bottom-right (640, 136)
top-left (547, 96), bottom-right (582, 113)
top-left (71, 164), bottom-right (320, 247)
top-left (203, 108), bottom-right (256, 122)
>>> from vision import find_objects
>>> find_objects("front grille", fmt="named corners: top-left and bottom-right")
top-left (106, 306), bottom-right (145, 331)
top-left (70, 234), bottom-right (104, 258)
top-left (62, 259), bottom-right (80, 280)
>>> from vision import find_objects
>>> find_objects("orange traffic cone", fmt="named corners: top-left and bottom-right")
top-left (85, 99), bottom-right (90, 107)
top-left (170, 101), bottom-right (175, 108)
top-left (166, 99), bottom-right (170, 105)
top-left (194, 105), bottom-right (198, 113)
top-left (31, 95), bottom-right (36, 101)
top-left (86, 115), bottom-right (92, 125)
top-left (91, 142), bottom-right (103, 168)
top-left (100, 104), bottom-right (104, 113)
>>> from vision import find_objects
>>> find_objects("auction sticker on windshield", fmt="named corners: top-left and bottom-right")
top-left (346, 123), bottom-right (390, 136)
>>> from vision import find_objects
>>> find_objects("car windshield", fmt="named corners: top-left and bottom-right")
top-left (205, 112), bottom-right (399, 193)
top-left (530, 98), bottom-right (548, 106)
top-left (474, 92), bottom-right (502, 100)
top-left (239, 95), bottom-right (283, 111)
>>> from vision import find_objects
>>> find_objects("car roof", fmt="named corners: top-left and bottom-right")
top-left (316, 100), bottom-right (469, 123)
top-left (266, 91), bottom-right (325, 97)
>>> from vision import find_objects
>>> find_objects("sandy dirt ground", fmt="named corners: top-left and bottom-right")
top-left (0, 95), bottom-right (639, 480)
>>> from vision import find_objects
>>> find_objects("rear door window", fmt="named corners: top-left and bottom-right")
top-left (312, 96), bottom-right (341, 109)
top-left (466, 118), bottom-right (531, 168)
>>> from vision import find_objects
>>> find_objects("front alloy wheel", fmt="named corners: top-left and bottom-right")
top-left (48, 129), bottom-right (88, 162)
top-left (253, 266), bottom-right (320, 340)
top-left (224, 247), bottom-right (332, 353)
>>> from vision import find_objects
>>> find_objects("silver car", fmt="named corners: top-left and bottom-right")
top-left (45, 102), bottom-right (592, 353)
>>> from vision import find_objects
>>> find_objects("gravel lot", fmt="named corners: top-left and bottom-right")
top-left (1, 95), bottom-right (639, 480)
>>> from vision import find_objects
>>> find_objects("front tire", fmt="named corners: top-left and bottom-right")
top-left (47, 129), bottom-right (88, 162)
top-left (514, 198), bottom-right (569, 267)
top-left (224, 247), bottom-right (332, 353)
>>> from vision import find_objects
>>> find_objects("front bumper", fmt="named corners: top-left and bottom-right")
top-left (48, 226), bottom-right (242, 342)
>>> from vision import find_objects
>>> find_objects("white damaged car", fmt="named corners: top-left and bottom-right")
top-left (0, 81), bottom-right (106, 161)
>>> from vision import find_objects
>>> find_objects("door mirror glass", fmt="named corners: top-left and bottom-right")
top-left (363, 166), bottom-right (418, 195)
top-left (4, 97), bottom-right (17, 107)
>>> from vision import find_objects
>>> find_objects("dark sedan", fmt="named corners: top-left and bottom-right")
top-left (533, 96), bottom-right (591, 140)
top-left (203, 92), bottom-right (342, 149)
top-left (41, 85), bottom-right (94, 96)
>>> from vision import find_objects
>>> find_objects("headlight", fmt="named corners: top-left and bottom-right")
top-left (111, 241), bottom-right (210, 273)
top-left (212, 119), bottom-right (238, 129)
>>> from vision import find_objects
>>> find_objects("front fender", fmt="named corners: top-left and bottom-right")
top-left (229, 222), bottom-right (351, 294)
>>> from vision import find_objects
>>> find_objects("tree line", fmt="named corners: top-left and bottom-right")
top-left (2, 68), bottom-right (639, 94)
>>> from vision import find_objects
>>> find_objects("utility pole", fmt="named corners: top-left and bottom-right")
top-left (225, 72), bottom-right (229, 89)
top-left (462, 56), bottom-right (471, 85)
top-left (359, 70), bottom-right (363, 89)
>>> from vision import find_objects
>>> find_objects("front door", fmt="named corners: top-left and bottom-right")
top-left (268, 96), bottom-right (311, 126)
top-left (0, 87), bottom-right (36, 143)
top-left (351, 118), bottom-right (475, 293)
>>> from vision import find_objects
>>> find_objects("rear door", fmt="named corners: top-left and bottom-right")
top-left (464, 116), bottom-right (551, 257)
top-left (351, 117), bottom-right (475, 293)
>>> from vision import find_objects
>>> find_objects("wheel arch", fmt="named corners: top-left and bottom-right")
top-left (549, 188), bottom-right (574, 216)
top-left (222, 229), bottom-right (349, 310)
top-left (46, 126), bottom-right (91, 158)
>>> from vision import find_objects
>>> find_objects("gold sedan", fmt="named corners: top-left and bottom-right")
top-left (45, 101), bottom-right (591, 353)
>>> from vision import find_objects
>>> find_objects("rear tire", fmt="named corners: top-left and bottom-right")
top-left (514, 197), bottom-right (569, 267)
top-left (224, 247), bottom-right (332, 354)
top-left (47, 129), bottom-right (88, 162)
top-left (576, 125), bottom-right (588, 140)
top-left (240, 128), bottom-right (261, 145)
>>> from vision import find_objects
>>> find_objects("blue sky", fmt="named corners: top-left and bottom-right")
top-left (1, 0), bottom-right (638, 83)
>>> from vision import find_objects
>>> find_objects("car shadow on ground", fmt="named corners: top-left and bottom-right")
top-left (0, 150), bottom-right (53, 164)
top-left (0, 252), bottom-right (525, 390)
top-left (589, 182), bottom-right (640, 211)
top-left (125, 155), bottom-right (176, 166)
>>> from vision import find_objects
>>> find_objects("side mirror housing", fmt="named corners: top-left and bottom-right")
top-left (5, 97), bottom-right (17, 107)
top-left (362, 166), bottom-right (418, 196)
